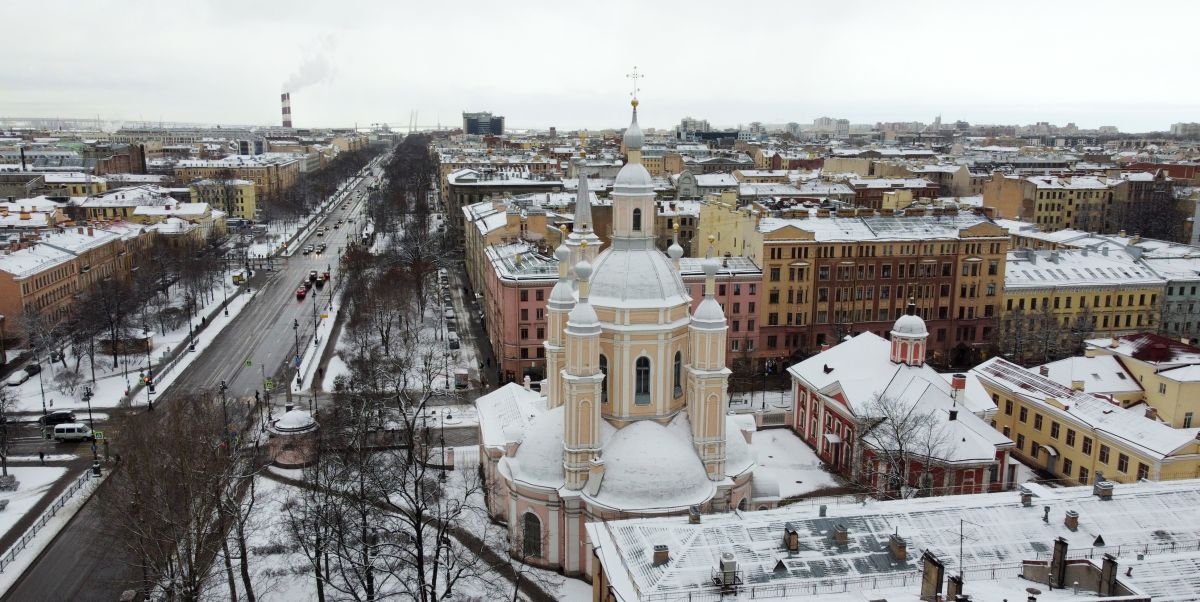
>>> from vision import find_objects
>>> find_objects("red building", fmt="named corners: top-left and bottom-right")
top-left (786, 303), bottom-right (1015, 498)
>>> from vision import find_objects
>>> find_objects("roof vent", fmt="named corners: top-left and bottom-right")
top-left (714, 552), bottom-right (740, 589)
top-left (833, 524), bottom-right (849, 546)
top-left (652, 544), bottom-right (670, 566)
top-left (784, 525), bottom-right (800, 552)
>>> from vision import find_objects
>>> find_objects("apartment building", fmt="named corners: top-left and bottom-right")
top-left (478, 241), bottom-right (760, 384)
top-left (1083, 334), bottom-right (1200, 429)
top-left (188, 178), bottom-right (257, 221)
top-left (975, 357), bottom-right (1200, 484)
top-left (444, 168), bottom-right (563, 233)
top-left (983, 173), bottom-right (1114, 232)
top-left (174, 154), bottom-right (299, 203)
top-left (697, 200), bottom-right (1007, 367)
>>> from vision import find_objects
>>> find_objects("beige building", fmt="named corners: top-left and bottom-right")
top-left (174, 154), bottom-right (300, 203)
top-left (1084, 334), bottom-right (1200, 429)
top-left (982, 173), bottom-right (1114, 232)
top-left (189, 178), bottom-right (257, 221)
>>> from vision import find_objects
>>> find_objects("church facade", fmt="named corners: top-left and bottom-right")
top-left (475, 99), bottom-right (777, 577)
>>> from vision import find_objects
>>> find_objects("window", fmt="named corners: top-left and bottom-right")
top-left (1159, 383), bottom-right (1167, 395)
top-left (1019, 407), bottom-right (1028, 423)
top-left (635, 357), bottom-right (650, 404)
top-left (522, 513), bottom-right (542, 558)
top-left (1066, 429), bottom-right (1076, 447)
top-left (1137, 462), bottom-right (1150, 480)
top-left (599, 355), bottom-right (608, 403)
top-left (1079, 467), bottom-right (1089, 485)
top-left (673, 352), bottom-right (682, 397)
top-left (1081, 436), bottom-right (1092, 454)
top-left (1117, 453), bottom-right (1129, 473)
top-left (1034, 414), bottom-right (1043, 431)
top-left (1098, 444), bottom-right (1110, 464)
top-left (1185, 413), bottom-right (1194, 428)
top-left (520, 328), bottom-right (529, 340)
top-left (1050, 421), bottom-right (1060, 439)
top-left (520, 290), bottom-right (528, 302)
top-left (535, 289), bottom-right (544, 301)
top-left (1031, 441), bottom-right (1040, 457)
top-left (770, 267), bottom-right (781, 282)
top-left (632, 208), bottom-right (642, 231)
top-left (1004, 400), bottom-right (1013, 415)
top-left (1063, 458), bottom-right (1073, 477)
top-left (1016, 434), bottom-right (1025, 450)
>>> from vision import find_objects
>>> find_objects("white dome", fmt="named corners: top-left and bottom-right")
top-left (589, 420), bottom-right (714, 509)
top-left (892, 313), bottom-right (928, 336)
top-left (273, 409), bottom-right (316, 434)
top-left (588, 246), bottom-right (690, 310)
top-left (667, 241), bottom-right (683, 260)
top-left (691, 298), bottom-right (725, 330)
top-left (511, 406), bottom-right (565, 487)
top-left (613, 162), bottom-right (653, 195)
top-left (623, 107), bottom-right (644, 150)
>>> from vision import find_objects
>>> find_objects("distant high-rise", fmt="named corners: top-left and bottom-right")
top-left (462, 112), bottom-right (505, 135)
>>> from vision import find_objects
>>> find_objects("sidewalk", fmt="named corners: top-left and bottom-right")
top-left (0, 457), bottom-right (90, 559)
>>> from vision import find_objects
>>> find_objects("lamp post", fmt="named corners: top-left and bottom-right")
top-left (312, 292), bottom-right (319, 347)
top-left (219, 380), bottom-right (229, 441)
top-left (83, 386), bottom-right (95, 430)
top-left (292, 319), bottom-right (300, 365)
top-left (222, 257), bottom-right (229, 317)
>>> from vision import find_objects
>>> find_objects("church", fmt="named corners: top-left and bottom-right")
top-left (474, 97), bottom-right (777, 577)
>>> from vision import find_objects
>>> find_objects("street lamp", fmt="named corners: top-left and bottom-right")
top-left (292, 319), bottom-right (300, 365)
top-left (83, 386), bottom-right (95, 430)
top-left (219, 380), bottom-right (229, 440)
top-left (222, 257), bottom-right (229, 317)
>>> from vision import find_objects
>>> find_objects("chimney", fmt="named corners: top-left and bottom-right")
top-left (888, 533), bottom-right (907, 562)
top-left (950, 373), bottom-right (966, 406)
top-left (523, 375), bottom-right (531, 391)
top-left (281, 92), bottom-right (293, 128)
top-left (652, 544), bottom-right (670, 566)
top-left (87, 226), bottom-right (93, 237)
top-left (1064, 509), bottom-right (1079, 531)
top-left (1071, 379), bottom-right (1085, 392)
top-left (784, 525), bottom-right (800, 552)
top-left (1020, 485), bottom-right (1033, 507)
top-left (948, 409), bottom-right (958, 421)
top-left (833, 524), bottom-right (849, 546)
top-left (1145, 406), bottom-right (1158, 420)
top-left (504, 440), bottom-right (520, 457)
top-left (819, 343), bottom-right (831, 353)
top-left (1039, 365), bottom-right (1050, 376)
top-left (688, 505), bottom-right (701, 524)
top-left (1100, 554), bottom-right (1118, 596)
top-left (1095, 480), bottom-right (1114, 500)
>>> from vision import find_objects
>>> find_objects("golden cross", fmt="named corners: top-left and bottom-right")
top-left (626, 67), bottom-right (643, 99)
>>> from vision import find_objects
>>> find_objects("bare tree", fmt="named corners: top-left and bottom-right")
top-left (857, 394), bottom-right (952, 499)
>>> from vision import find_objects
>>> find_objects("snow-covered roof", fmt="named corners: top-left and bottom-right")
top-left (1030, 355), bottom-right (1142, 396)
top-left (759, 213), bottom-right (998, 243)
top-left (77, 185), bottom-right (176, 208)
top-left (1086, 333), bottom-right (1200, 372)
top-left (474, 382), bottom-right (546, 450)
top-left (132, 202), bottom-right (210, 218)
top-left (972, 357), bottom-right (1200, 459)
top-left (0, 227), bottom-right (121, 278)
top-left (588, 478), bottom-right (1200, 602)
top-left (1005, 248), bottom-right (1163, 289)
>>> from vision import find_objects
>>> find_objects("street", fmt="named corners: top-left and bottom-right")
top-left (1, 162), bottom-right (382, 602)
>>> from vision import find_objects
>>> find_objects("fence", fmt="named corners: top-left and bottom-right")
top-left (1034, 537), bottom-right (1200, 562)
top-left (0, 469), bottom-right (94, 574)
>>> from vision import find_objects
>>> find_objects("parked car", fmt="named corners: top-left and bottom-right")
top-left (296, 288), bottom-right (307, 300)
top-left (309, 270), bottom-right (319, 282)
top-left (53, 423), bottom-right (93, 442)
top-left (38, 410), bottom-right (76, 427)
top-left (303, 280), bottom-right (313, 290)
top-left (5, 371), bottom-right (29, 386)
top-left (23, 364), bottom-right (41, 376)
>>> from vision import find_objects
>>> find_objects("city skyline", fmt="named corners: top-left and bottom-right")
top-left (2, 0), bottom-right (1197, 132)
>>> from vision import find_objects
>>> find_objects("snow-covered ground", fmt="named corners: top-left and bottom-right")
top-left (0, 467), bottom-right (67, 538)
top-left (0, 470), bottom-right (102, 597)
top-left (729, 389), bottom-right (791, 411)
top-left (749, 429), bottom-right (843, 499)
top-left (6, 281), bottom-right (251, 413)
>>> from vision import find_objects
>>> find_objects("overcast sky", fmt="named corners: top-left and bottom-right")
top-left (2, 0), bottom-right (1197, 132)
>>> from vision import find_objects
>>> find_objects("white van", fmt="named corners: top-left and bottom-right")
top-left (53, 423), bottom-right (93, 442)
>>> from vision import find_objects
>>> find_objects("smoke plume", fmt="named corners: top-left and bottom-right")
top-left (282, 36), bottom-right (336, 93)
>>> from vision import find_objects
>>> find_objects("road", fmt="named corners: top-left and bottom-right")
top-left (1, 159), bottom-right (385, 602)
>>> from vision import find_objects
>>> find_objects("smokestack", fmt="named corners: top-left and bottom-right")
top-left (281, 92), bottom-right (293, 128)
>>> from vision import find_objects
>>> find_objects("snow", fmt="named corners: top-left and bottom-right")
top-left (0, 467), bottom-right (67, 538)
top-left (0, 470), bottom-right (102, 598)
top-left (510, 406), bottom-right (566, 487)
top-left (588, 416), bottom-right (715, 510)
top-left (7, 281), bottom-right (252, 413)
top-left (750, 429), bottom-right (841, 499)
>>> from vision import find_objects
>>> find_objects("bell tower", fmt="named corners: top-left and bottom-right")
top-left (686, 247), bottom-right (732, 480)
top-left (544, 229), bottom-right (574, 409)
top-left (889, 299), bottom-right (929, 367)
top-left (561, 249), bottom-right (604, 490)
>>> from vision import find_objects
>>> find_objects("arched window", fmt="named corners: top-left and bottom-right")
top-left (522, 512), bottom-right (542, 558)
top-left (599, 354), bottom-right (608, 403)
top-left (635, 357), bottom-right (651, 404)
top-left (632, 208), bottom-right (642, 232)
top-left (673, 352), bottom-right (683, 397)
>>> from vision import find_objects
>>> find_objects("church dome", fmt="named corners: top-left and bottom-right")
top-left (623, 101), bottom-right (644, 150)
top-left (511, 406), bottom-right (565, 487)
top-left (892, 312), bottom-right (928, 336)
top-left (613, 162), bottom-right (653, 195)
top-left (588, 420), bottom-right (714, 510)
top-left (588, 246), bottom-right (690, 310)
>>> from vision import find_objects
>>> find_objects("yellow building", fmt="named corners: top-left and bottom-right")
top-left (174, 155), bottom-right (299, 203)
top-left (1084, 334), bottom-right (1200, 429)
top-left (982, 173), bottom-right (1114, 232)
top-left (43, 173), bottom-right (108, 196)
top-left (974, 357), bottom-right (1200, 484)
top-left (1000, 248), bottom-right (1165, 362)
top-left (189, 178), bottom-right (257, 221)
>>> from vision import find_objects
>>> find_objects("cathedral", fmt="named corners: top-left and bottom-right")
top-left (474, 97), bottom-right (775, 577)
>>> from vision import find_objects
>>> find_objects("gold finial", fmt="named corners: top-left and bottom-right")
top-left (707, 234), bottom-right (716, 243)
top-left (581, 240), bottom-right (588, 249)
top-left (559, 224), bottom-right (568, 235)
top-left (672, 222), bottom-right (680, 232)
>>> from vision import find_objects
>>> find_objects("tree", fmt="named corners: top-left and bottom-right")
top-left (857, 394), bottom-right (952, 499)
top-left (0, 387), bottom-right (13, 478)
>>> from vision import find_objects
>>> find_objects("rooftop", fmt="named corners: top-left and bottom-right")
top-left (759, 213), bottom-right (998, 242)
top-left (1005, 247), bottom-right (1163, 289)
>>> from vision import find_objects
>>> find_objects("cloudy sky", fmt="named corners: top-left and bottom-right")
top-left (2, 0), bottom-right (1196, 132)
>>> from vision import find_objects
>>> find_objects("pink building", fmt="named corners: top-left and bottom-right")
top-left (480, 242), bottom-right (762, 385)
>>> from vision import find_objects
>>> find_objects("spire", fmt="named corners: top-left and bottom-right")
top-left (575, 171), bottom-right (593, 233)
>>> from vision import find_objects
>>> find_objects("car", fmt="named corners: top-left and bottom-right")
top-left (322, 271), bottom-right (331, 281)
top-left (443, 310), bottom-right (456, 321)
top-left (449, 339), bottom-right (460, 350)
top-left (53, 423), bottom-right (93, 442)
top-left (6, 371), bottom-right (30, 386)
top-left (24, 364), bottom-right (41, 376)
top-left (39, 410), bottom-right (76, 428)
top-left (303, 245), bottom-right (314, 255)
top-left (309, 270), bottom-right (319, 282)
top-left (316, 243), bottom-right (327, 253)
top-left (303, 280), bottom-right (313, 290)
top-left (296, 288), bottom-right (307, 300)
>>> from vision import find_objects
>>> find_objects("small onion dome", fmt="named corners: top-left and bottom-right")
top-left (668, 240), bottom-right (684, 260)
